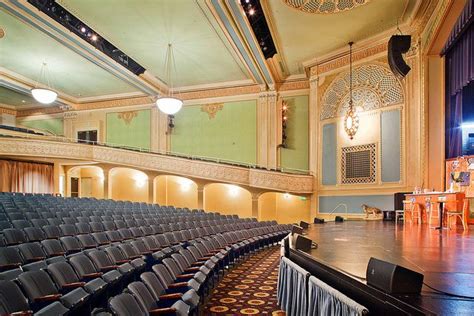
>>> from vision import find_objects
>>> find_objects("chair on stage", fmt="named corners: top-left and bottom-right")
top-left (446, 199), bottom-right (469, 231)
top-left (428, 199), bottom-right (443, 228)
top-left (402, 200), bottom-right (421, 224)
top-left (424, 197), bottom-right (432, 225)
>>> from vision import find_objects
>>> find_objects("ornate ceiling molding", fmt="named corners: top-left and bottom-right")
top-left (277, 80), bottom-right (310, 91)
top-left (312, 42), bottom-right (388, 76)
top-left (0, 106), bottom-right (17, 116)
top-left (0, 137), bottom-right (313, 193)
top-left (0, 27), bottom-right (5, 39)
top-left (283, 0), bottom-right (372, 14)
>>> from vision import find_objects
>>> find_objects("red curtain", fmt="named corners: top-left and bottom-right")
top-left (0, 160), bottom-right (54, 193)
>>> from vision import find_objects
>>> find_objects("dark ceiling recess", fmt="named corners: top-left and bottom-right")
top-left (27, 0), bottom-right (146, 75)
top-left (239, 0), bottom-right (277, 59)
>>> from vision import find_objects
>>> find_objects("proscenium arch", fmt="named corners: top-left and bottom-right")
top-left (320, 63), bottom-right (405, 120)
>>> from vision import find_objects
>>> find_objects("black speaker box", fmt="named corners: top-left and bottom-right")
top-left (335, 216), bottom-right (344, 223)
top-left (366, 257), bottom-right (424, 295)
top-left (291, 225), bottom-right (303, 235)
top-left (294, 234), bottom-right (312, 252)
top-left (314, 217), bottom-right (325, 224)
top-left (299, 221), bottom-right (309, 229)
top-left (388, 35), bottom-right (411, 77)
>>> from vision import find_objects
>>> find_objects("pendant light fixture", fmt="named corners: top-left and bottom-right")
top-left (156, 43), bottom-right (183, 115)
top-left (344, 42), bottom-right (359, 140)
top-left (31, 62), bottom-right (58, 104)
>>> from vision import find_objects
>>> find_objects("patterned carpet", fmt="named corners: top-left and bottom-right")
top-left (203, 246), bottom-right (286, 315)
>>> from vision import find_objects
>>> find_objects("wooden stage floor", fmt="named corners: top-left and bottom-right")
top-left (304, 220), bottom-right (474, 314)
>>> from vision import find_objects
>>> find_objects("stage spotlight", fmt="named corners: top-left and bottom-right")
top-left (80, 26), bottom-right (86, 33)
top-left (249, 8), bottom-right (255, 15)
top-left (91, 34), bottom-right (98, 41)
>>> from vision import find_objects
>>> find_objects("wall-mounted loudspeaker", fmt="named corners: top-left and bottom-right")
top-left (299, 221), bottom-right (309, 229)
top-left (388, 35), bottom-right (411, 78)
top-left (294, 234), bottom-right (313, 252)
top-left (366, 257), bottom-right (424, 295)
top-left (291, 225), bottom-right (303, 235)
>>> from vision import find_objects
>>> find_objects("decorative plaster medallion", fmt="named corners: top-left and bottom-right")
top-left (117, 111), bottom-right (137, 125)
top-left (0, 27), bottom-right (4, 39)
top-left (201, 103), bottom-right (224, 119)
top-left (283, 0), bottom-right (371, 14)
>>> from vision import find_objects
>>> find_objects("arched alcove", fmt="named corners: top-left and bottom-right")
top-left (109, 167), bottom-right (149, 202)
top-left (204, 183), bottom-right (252, 218)
top-left (258, 192), bottom-right (310, 224)
top-left (67, 166), bottom-right (104, 198)
top-left (154, 175), bottom-right (198, 209)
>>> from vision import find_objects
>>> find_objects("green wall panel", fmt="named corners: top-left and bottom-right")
top-left (18, 118), bottom-right (64, 135)
top-left (280, 95), bottom-right (309, 171)
top-left (171, 100), bottom-right (257, 164)
top-left (106, 109), bottom-right (151, 150)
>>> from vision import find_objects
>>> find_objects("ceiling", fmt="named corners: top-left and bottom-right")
top-left (0, 8), bottom-right (140, 100)
top-left (58, 0), bottom-right (250, 88)
top-left (266, 0), bottom-right (419, 75)
top-left (0, 0), bottom-right (429, 109)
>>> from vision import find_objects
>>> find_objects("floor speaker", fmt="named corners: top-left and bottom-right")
top-left (314, 217), bottom-right (325, 224)
top-left (299, 221), bottom-right (309, 229)
top-left (366, 257), bottom-right (424, 294)
top-left (335, 216), bottom-right (344, 222)
top-left (291, 225), bottom-right (303, 235)
top-left (294, 234), bottom-right (312, 252)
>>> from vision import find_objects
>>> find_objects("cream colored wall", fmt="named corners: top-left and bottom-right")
top-left (259, 192), bottom-right (311, 224)
top-left (80, 167), bottom-right (104, 198)
top-left (204, 184), bottom-right (252, 218)
top-left (154, 175), bottom-right (198, 209)
top-left (109, 167), bottom-right (149, 202)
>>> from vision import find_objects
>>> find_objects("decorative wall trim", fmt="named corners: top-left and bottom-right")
top-left (117, 111), bottom-right (138, 125)
top-left (0, 137), bottom-right (313, 193)
top-left (180, 84), bottom-right (262, 100)
top-left (277, 80), bottom-right (310, 91)
top-left (201, 103), bottom-right (224, 119)
top-left (0, 106), bottom-right (17, 116)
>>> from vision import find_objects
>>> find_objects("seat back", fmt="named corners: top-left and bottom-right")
top-left (139, 272), bottom-right (166, 300)
top-left (17, 270), bottom-right (58, 301)
top-left (0, 280), bottom-right (31, 314)
top-left (109, 293), bottom-right (147, 316)
top-left (127, 281), bottom-right (158, 312)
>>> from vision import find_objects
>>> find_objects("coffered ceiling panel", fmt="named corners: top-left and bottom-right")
top-left (266, 0), bottom-right (418, 75)
top-left (0, 8), bottom-right (140, 100)
top-left (59, 0), bottom-right (250, 88)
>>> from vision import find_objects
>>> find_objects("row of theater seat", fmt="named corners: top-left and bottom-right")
top-left (0, 193), bottom-right (291, 315)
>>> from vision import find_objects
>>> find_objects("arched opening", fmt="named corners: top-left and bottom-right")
top-left (109, 167), bottom-right (149, 202)
top-left (204, 183), bottom-right (252, 218)
top-left (258, 192), bottom-right (310, 224)
top-left (67, 166), bottom-right (104, 198)
top-left (154, 175), bottom-right (198, 209)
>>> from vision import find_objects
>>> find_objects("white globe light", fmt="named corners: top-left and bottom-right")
top-left (156, 97), bottom-right (183, 115)
top-left (31, 88), bottom-right (58, 104)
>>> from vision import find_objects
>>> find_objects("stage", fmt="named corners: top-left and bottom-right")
top-left (302, 220), bottom-right (474, 314)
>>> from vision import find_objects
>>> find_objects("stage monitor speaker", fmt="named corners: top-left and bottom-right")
top-left (388, 35), bottom-right (411, 78)
top-left (366, 257), bottom-right (424, 295)
top-left (291, 225), bottom-right (303, 235)
top-left (294, 234), bottom-right (313, 252)
top-left (335, 216), bottom-right (344, 223)
top-left (314, 217), bottom-right (325, 224)
top-left (299, 221), bottom-right (309, 229)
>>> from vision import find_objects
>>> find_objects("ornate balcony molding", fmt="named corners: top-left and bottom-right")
top-left (0, 137), bottom-right (313, 194)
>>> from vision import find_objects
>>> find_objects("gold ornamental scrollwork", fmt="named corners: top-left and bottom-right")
top-left (117, 111), bottom-right (138, 125)
top-left (201, 103), bottom-right (224, 119)
top-left (283, 0), bottom-right (371, 14)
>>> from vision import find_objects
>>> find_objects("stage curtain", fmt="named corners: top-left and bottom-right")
top-left (277, 256), bottom-right (309, 316)
top-left (444, 0), bottom-right (474, 158)
top-left (0, 160), bottom-right (54, 194)
top-left (308, 275), bottom-right (368, 316)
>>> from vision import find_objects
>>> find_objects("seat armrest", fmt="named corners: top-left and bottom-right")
top-left (150, 307), bottom-right (177, 315)
top-left (168, 282), bottom-right (188, 288)
top-left (83, 272), bottom-right (103, 278)
top-left (0, 263), bottom-right (21, 269)
top-left (34, 294), bottom-right (62, 303)
top-left (177, 273), bottom-right (195, 278)
top-left (100, 265), bottom-right (119, 272)
top-left (28, 256), bottom-right (46, 262)
top-left (184, 267), bottom-right (200, 272)
top-left (51, 252), bottom-right (66, 256)
top-left (10, 311), bottom-right (33, 316)
top-left (159, 293), bottom-right (182, 300)
top-left (115, 259), bottom-right (129, 264)
top-left (198, 256), bottom-right (212, 260)
top-left (63, 282), bottom-right (86, 289)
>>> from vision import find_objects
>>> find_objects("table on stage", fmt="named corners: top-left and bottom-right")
top-left (404, 192), bottom-right (465, 228)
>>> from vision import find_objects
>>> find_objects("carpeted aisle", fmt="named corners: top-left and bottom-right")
top-left (203, 246), bottom-right (286, 315)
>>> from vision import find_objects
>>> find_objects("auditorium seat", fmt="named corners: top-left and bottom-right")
top-left (24, 226), bottom-right (46, 242)
top-left (0, 247), bottom-right (24, 271)
top-left (60, 236), bottom-right (82, 254)
top-left (3, 228), bottom-right (27, 245)
top-left (17, 242), bottom-right (47, 263)
top-left (77, 234), bottom-right (99, 249)
top-left (43, 225), bottom-right (62, 239)
top-left (108, 292), bottom-right (147, 316)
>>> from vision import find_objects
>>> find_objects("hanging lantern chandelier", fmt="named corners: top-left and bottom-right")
top-left (156, 43), bottom-right (183, 115)
top-left (344, 42), bottom-right (359, 140)
top-left (31, 62), bottom-right (58, 104)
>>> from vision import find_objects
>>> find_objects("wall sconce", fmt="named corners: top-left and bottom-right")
top-left (167, 115), bottom-right (175, 134)
top-left (278, 100), bottom-right (288, 149)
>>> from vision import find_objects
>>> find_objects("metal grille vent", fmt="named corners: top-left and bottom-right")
top-left (341, 144), bottom-right (376, 184)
